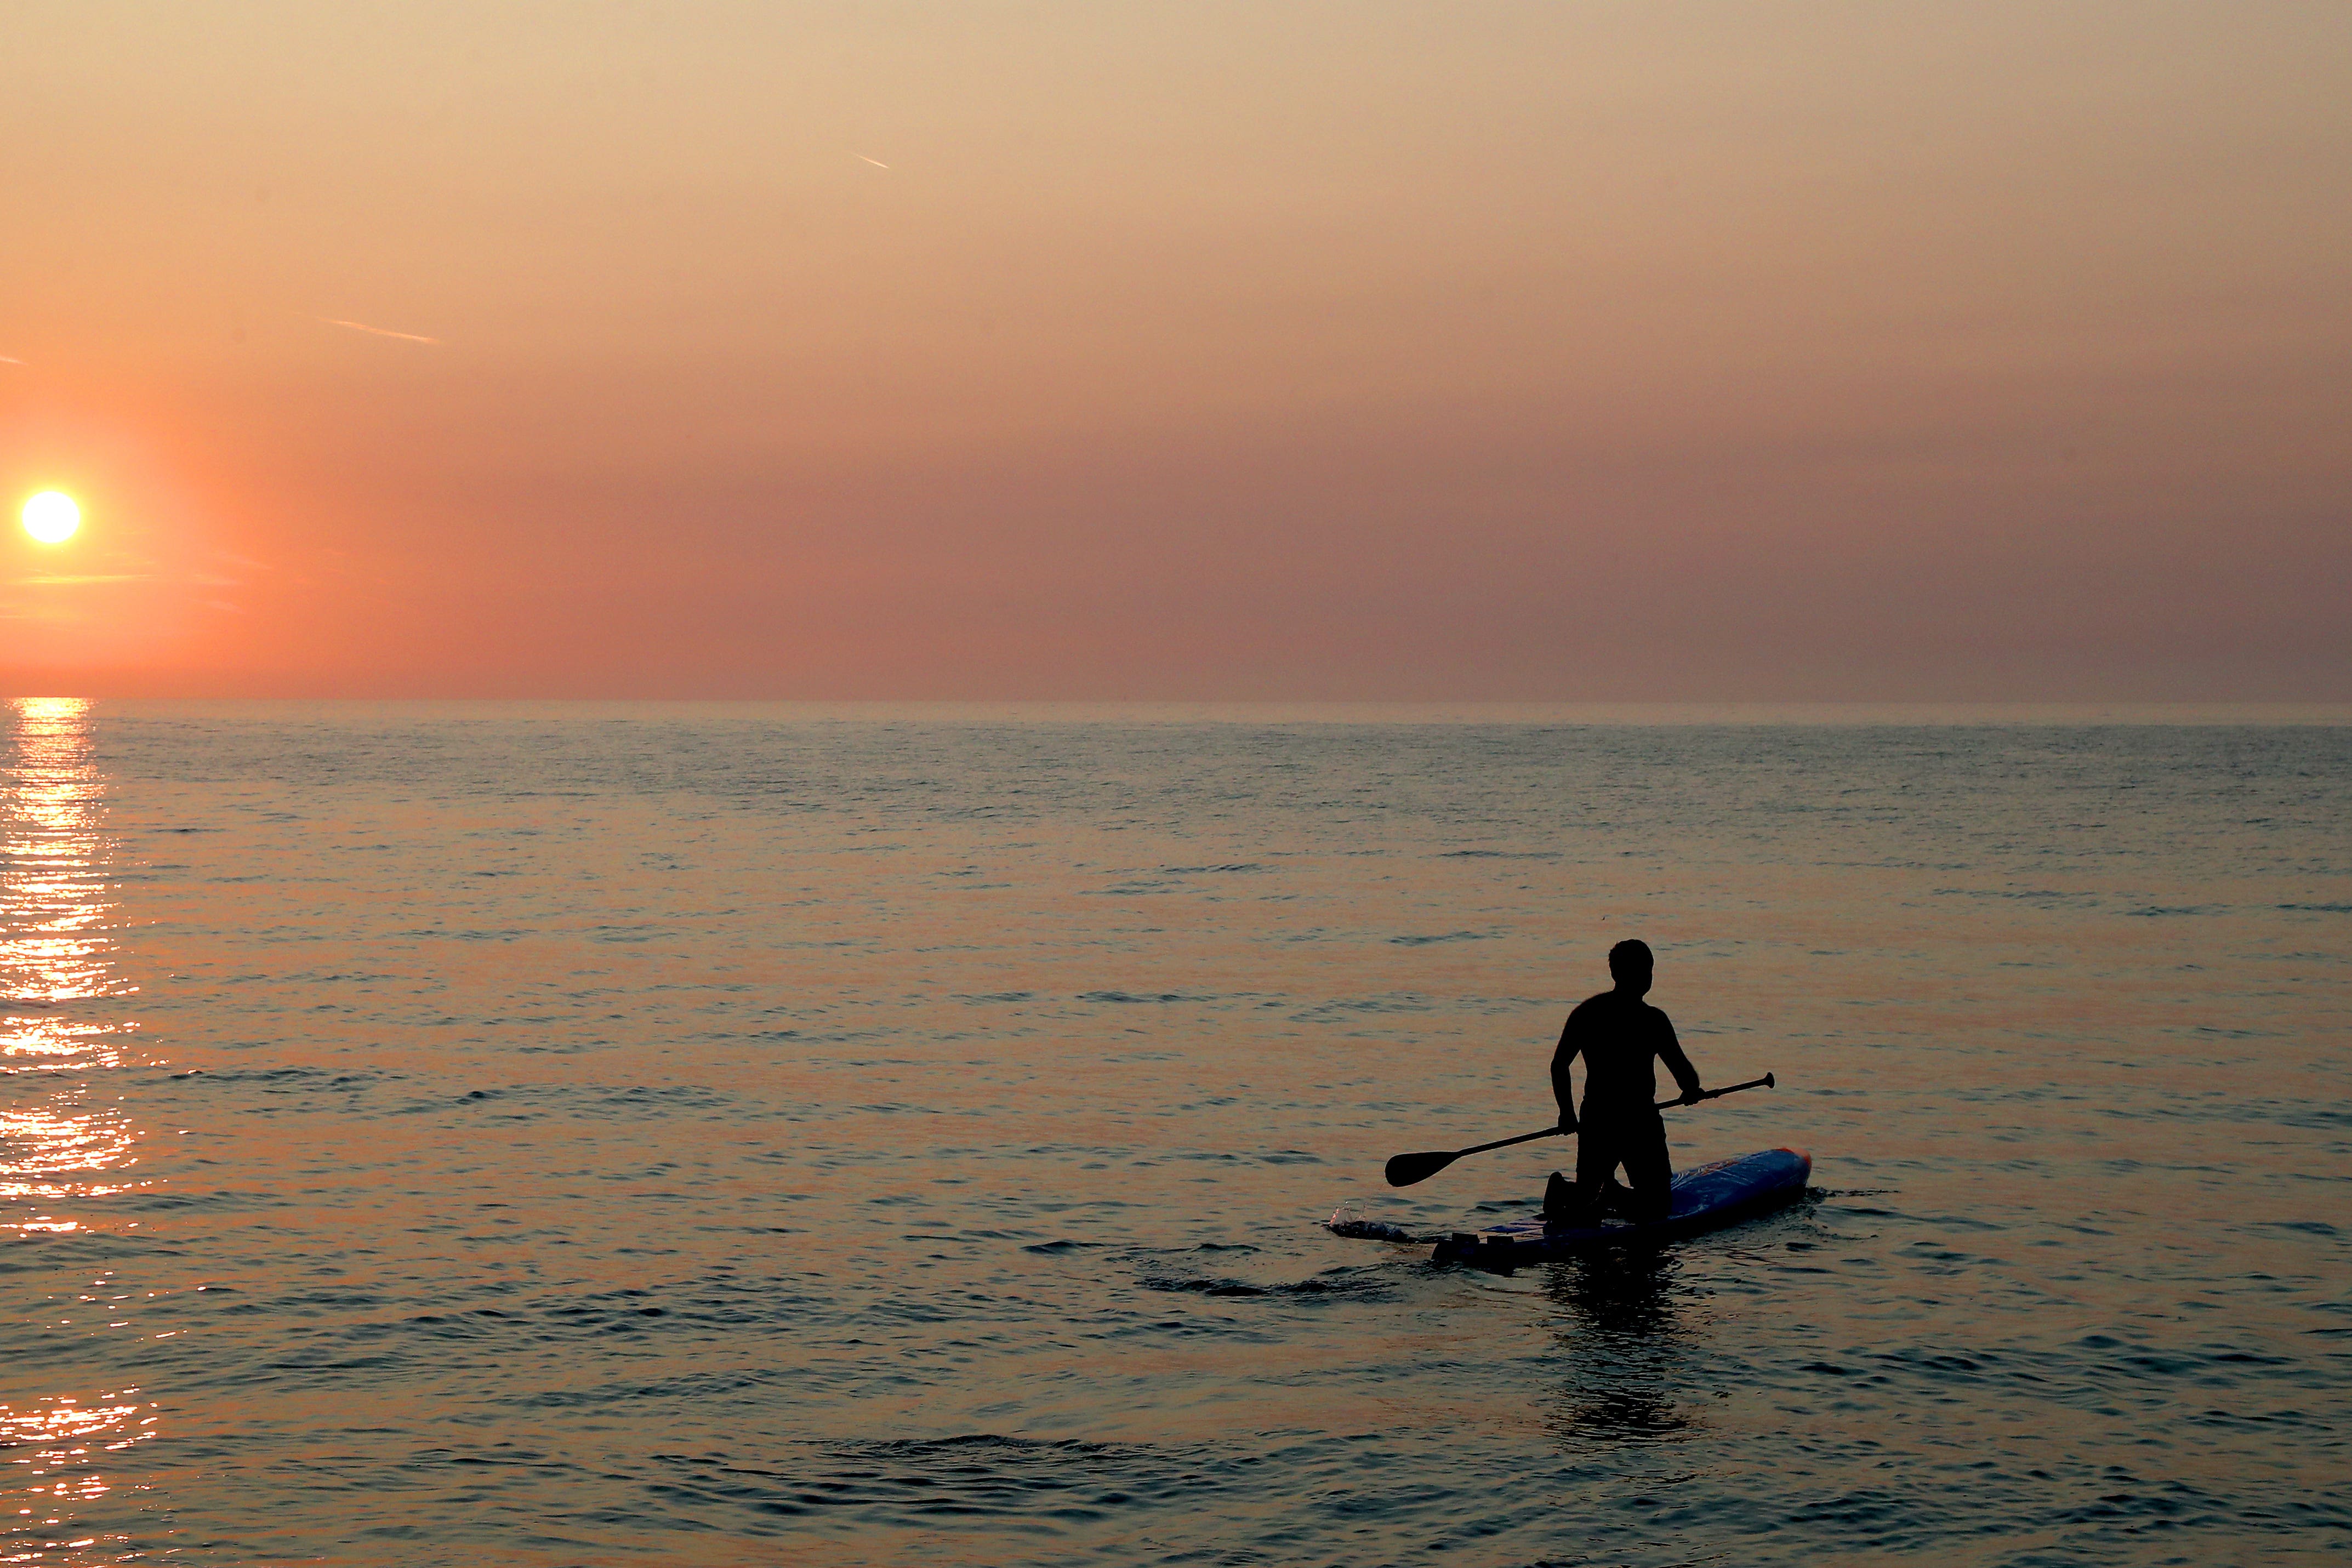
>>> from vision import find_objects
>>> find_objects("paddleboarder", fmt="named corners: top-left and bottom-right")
top-left (1544, 939), bottom-right (1703, 1224)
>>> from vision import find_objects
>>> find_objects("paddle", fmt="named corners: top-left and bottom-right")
top-left (1382, 1072), bottom-right (1776, 1188)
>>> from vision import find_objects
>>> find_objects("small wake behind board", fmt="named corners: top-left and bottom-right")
top-left (1356, 1147), bottom-right (1809, 1272)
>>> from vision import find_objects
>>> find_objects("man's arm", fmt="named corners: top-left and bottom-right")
top-left (1550, 1011), bottom-right (1582, 1130)
top-left (1656, 1012), bottom-right (1702, 1103)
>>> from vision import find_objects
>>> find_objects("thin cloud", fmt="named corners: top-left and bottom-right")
top-left (857, 155), bottom-right (890, 169)
top-left (0, 355), bottom-right (25, 366)
top-left (317, 317), bottom-right (442, 345)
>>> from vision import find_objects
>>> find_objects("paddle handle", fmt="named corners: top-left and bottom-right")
top-left (1654, 1071), bottom-right (1774, 1110)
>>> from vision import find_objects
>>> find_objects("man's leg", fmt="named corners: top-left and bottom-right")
top-left (1544, 1126), bottom-right (1620, 1224)
top-left (1574, 1125), bottom-right (1620, 1192)
top-left (1620, 1122), bottom-right (1675, 1222)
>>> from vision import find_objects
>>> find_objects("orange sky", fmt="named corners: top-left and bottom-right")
top-left (4, 3), bottom-right (2348, 698)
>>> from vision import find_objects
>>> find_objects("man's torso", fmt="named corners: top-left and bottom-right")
top-left (1564, 990), bottom-right (1678, 1119)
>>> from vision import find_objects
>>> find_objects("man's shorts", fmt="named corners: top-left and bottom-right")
top-left (1575, 1112), bottom-right (1672, 1211)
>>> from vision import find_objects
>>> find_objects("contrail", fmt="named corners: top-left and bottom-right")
top-left (857, 155), bottom-right (890, 169)
top-left (317, 317), bottom-right (441, 345)
top-left (0, 355), bottom-right (24, 366)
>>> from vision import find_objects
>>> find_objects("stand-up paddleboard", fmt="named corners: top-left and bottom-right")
top-left (1433, 1147), bottom-right (1809, 1269)
top-left (1332, 1147), bottom-right (1810, 1271)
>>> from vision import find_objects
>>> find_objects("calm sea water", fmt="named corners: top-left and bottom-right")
top-left (4, 700), bottom-right (2347, 1566)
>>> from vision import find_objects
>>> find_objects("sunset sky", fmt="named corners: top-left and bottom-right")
top-left (4, 3), bottom-right (2347, 699)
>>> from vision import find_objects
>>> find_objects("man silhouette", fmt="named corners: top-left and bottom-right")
top-left (1544, 939), bottom-right (1702, 1225)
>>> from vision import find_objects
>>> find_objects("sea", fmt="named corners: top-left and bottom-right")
top-left (3, 699), bottom-right (2347, 1566)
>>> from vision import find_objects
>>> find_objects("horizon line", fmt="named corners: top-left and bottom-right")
top-left (6, 695), bottom-right (2349, 725)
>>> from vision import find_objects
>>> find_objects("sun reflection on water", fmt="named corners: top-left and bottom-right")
top-left (2, 696), bottom-right (142, 1228)
top-left (3, 702), bottom-right (157, 1565)
top-left (2, 1384), bottom-right (156, 1565)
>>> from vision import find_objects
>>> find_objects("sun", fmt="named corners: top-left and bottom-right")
top-left (22, 491), bottom-right (80, 544)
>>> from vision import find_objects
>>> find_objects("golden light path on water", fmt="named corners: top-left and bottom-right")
top-left (3, 699), bottom-right (138, 1212)
top-left (2, 698), bottom-right (156, 1564)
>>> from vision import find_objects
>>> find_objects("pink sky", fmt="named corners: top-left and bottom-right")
top-left (3, 3), bottom-right (2348, 699)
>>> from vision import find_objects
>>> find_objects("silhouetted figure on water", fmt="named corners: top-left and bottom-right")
top-left (1543, 939), bottom-right (1702, 1225)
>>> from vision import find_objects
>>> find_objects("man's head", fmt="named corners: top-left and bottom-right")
top-left (1607, 938), bottom-right (1654, 995)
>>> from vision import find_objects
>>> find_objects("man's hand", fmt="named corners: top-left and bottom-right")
top-left (1678, 1086), bottom-right (1704, 1107)
top-left (1556, 1113), bottom-right (1578, 1136)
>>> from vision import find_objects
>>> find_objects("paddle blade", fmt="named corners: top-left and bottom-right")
top-left (1385, 1149), bottom-right (1457, 1188)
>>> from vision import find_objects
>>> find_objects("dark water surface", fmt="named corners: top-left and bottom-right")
top-left (4, 702), bottom-right (2347, 1565)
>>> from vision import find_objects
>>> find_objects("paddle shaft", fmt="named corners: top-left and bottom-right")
top-left (1469, 1073), bottom-right (1776, 1149)
top-left (1438, 1126), bottom-right (1562, 1163)
top-left (1382, 1071), bottom-right (1776, 1187)
top-left (1659, 1071), bottom-right (1774, 1111)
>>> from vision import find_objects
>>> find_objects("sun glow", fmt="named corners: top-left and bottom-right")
top-left (21, 492), bottom-right (81, 544)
